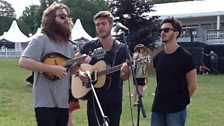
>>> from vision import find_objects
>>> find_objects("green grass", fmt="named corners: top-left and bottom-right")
top-left (0, 58), bottom-right (224, 126)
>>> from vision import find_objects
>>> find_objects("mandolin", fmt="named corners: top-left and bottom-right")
top-left (41, 47), bottom-right (105, 81)
top-left (41, 52), bottom-right (87, 80)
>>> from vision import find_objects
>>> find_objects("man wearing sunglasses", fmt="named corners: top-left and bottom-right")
top-left (151, 17), bottom-right (197, 126)
top-left (19, 2), bottom-right (76, 126)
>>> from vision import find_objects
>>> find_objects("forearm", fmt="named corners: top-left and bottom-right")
top-left (19, 56), bottom-right (53, 73)
top-left (186, 69), bottom-right (197, 98)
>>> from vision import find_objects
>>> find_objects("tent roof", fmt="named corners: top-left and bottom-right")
top-left (146, 0), bottom-right (224, 19)
top-left (71, 19), bottom-right (93, 41)
top-left (1, 20), bottom-right (29, 42)
top-left (28, 28), bottom-right (41, 41)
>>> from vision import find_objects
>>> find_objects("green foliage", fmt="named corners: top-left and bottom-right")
top-left (0, 0), bottom-right (16, 18)
top-left (0, 0), bottom-right (109, 38)
top-left (0, 16), bottom-right (14, 35)
top-left (109, 0), bottom-right (160, 51)
top-left (1, 58), bottom-right (224, 126)
top-left (18, 5), bottom-right (40, 34)
top-left (62, 0), bottom-right (109, 37)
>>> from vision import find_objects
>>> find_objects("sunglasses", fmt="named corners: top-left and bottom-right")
top-left (160, 28), bottom-right (175, 33)
top-left (55, 14), bottom-right (70, 20)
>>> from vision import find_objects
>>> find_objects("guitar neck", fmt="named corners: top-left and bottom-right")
top-left (98, 64), bottom-right (123, 77)
top-left (91, 57), bottom-right (149, 78)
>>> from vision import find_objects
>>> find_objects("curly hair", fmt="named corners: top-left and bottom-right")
top-left (41, 2), bottom-right (73, 41)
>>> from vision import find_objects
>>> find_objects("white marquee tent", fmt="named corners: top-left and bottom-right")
top-left (2, 20), bottom-right (29, 42)
top-left (0, 20), bottom-right (30, 53)
top-left (71, 19), bottom-right (93, 41)
top-left (28, 28), bottom-right (41, 41)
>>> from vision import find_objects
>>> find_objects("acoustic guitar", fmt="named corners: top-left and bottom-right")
top-left (71, 55), bottom-right (151, 99)
top-left (41, 47), bottom-right (105, 80)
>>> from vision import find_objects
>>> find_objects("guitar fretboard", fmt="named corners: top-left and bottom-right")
top-left (98, 64), bottom-right (122, 77)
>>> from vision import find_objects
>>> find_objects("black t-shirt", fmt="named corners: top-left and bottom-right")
top-left (80, 39), bottom-right (128, 102)
top-left (152, 47), bottom-right (195, 113)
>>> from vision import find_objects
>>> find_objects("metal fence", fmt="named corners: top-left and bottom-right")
top-left (0, 48), bottom-right (21, 57)
top-left (206, 30), bottom-right (224, 44)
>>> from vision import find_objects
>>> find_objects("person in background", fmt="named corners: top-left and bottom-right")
top-left (151, 16), bottom-right (197, 126)
top-left (208, 51), bottom-right (219, 74)
top-left (75, 10), bottom-right (130, 126)
top-left (199, 63), bottom-right (210, 75)
top-left (132, 43), bottom-right (149, 106)
top-left (19, 2), bottom-right (77, 126)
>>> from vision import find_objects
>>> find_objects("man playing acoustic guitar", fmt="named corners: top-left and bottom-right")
top-left (19, 2), bottom-right (80, 126)
top-left (74, 11), bottom-right (130, 126)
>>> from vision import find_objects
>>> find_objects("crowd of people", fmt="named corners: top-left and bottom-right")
top-left (19, 2), bottom-right (198, 126)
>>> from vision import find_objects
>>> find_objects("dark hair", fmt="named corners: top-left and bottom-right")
top-left (93, 11), bottom-right (114, 24)
top-left (161, 16), bottom-right (182, 38)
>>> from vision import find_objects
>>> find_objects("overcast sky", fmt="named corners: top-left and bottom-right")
top-left (6, 0), bottom-right (40, 18)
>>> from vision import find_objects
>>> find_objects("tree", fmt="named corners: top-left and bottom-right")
top-left (62, 0), bottom-right (109, 37)
top-left (0, 0), bottom-right (16, 35)
top-left (0, 0), bottom-right (16, 18)
top-left (18, 5), bottom-right (40, 35)
top-left (109, 0), bottom-right (160, 51)
top-left (0, 16), bottom-right (14, 35)
top-left (17, 0), bottom-right (109, 38)
top-left (18, 0), bottom-right (59, 36)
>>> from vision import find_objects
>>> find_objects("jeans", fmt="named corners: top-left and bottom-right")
top-left (150, 108), bottom-right (187, 126)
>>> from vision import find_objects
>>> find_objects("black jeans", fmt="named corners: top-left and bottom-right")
top-left (87, 99), bottom-right (122, 126)
top-left (35, 107), bottom-right (68, 126)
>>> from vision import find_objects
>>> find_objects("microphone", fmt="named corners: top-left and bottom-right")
top-left (116, 22), bottom-right (129, 31)
top-left (85, 71), bottom-right (92, 80)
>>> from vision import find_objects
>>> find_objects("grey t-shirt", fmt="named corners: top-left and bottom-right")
top-left (21, 33), bottom-right (74, 108)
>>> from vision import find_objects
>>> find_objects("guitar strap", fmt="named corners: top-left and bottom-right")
top-left (112, 40), bottom-right (119, 66)
top-left (104, 40), bottom-right (121, 90)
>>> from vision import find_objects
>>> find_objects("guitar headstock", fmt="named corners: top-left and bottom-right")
top-left (90, 47), bottom-right (105, 59)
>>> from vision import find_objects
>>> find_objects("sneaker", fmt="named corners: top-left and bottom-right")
top-left (26, 82), bottom-right (32, 87)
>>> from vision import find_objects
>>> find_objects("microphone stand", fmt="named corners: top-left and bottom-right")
top-left (85, 72), bottom-right (109, 126)
top-left (120, 31), bottom-right (147, 126)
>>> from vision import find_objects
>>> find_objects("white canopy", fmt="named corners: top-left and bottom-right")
top-left (28, 28), bottom-right (41, 41)
top-left (146, 0), bottom-right (224, 19)
top-left (71, 19), bottom-right (93, 41)
top-left (2, 20), bottom-right (29, 43)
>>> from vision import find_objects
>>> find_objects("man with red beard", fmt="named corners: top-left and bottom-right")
top-left (151, 17), bottom-right (197, 126)
top-left (75, 11), bottom-right (130, 126)
top-left (19, 2), bottom-right (76, 126)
